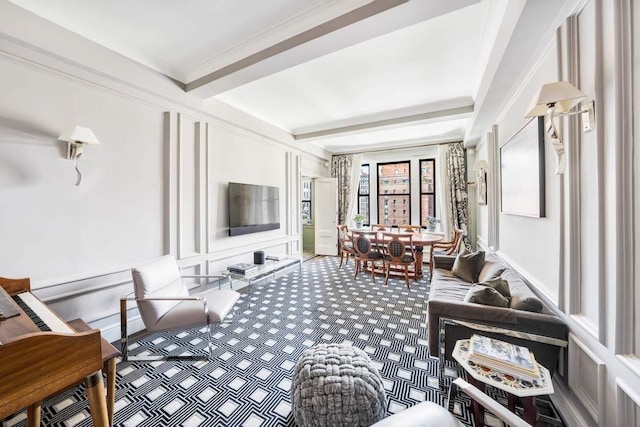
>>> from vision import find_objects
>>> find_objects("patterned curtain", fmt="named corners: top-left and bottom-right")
top-left (445, 142), bottom-right (469, 247)
top-left (331, 154), bottom-right (353, 225)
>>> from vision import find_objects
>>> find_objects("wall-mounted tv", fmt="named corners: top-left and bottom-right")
top-left (228, 182), bottom-right (280, 236)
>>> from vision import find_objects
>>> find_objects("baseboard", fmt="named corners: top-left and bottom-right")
top-left (550, 376), bottom-right (597, 427)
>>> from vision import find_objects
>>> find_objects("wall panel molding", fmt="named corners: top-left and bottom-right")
top-left (177, 113), bottom-right (201, 259)
top-left (568, 333), bottom-right (605, 425)
top-left (613, 0), bottom-right (637, 356)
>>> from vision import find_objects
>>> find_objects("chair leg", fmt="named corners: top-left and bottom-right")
top-left (384, 263), bottom-right (390, 287)
top-left (371, 260), bottom-right (377, 283)
top-left (354, 259), bottom-right (360, 279)
top-left (404, 266), bottom-right (410, 289)
top-left (339, 252), bottom-right (345, 269)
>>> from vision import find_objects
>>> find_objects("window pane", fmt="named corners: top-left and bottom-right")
top-left (420, 159), bottom-right (436, 226)
top-left (421, 160), bottom-right (435, 193)
top-left (359, 165), bottom-right (370, 195)
top-left (378, 162), bottom-right (410, 195)
top-left (358, 164), bottom-right (370, 225)
top-left (378, 162), bottom-right (410, 225)
top-left (378, 195), bottom-right (410, 225)
top-left (359, 196), bottom-right (370, 225)
top-left (420, 195), bottom-right (435, 226)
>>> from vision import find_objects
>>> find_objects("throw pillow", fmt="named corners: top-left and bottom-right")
top-left (476, 276), bottom-right (511, 299)
top-left (463, 284), bottom-right (510, 307)
top-left (451, 248), bottom-right (485, 283)
top-left (510, 295), bottom-right (544, 312)
top-left (477, 260), bottom-right (507, 283)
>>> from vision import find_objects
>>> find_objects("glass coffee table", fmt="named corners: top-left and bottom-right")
top-left (219, 256), bottom-right (302, 320)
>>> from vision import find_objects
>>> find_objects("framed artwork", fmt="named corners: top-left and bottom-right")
top-left (477, 170), bottom-right (487, 205)
top-left (500, 116), bottom-right (546, 217)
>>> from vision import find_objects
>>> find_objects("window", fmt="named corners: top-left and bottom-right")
top-left (358, 164), bottom-right (370, 225)
top-left (378, 161), bottom-right (410, 225)
top-left (302, 178), bottom-right (312, 225)
top-left (420, 159), bottom-right (436, 226)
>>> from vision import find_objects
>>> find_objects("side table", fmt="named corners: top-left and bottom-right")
top-left (452, 339), bottom-right (554, 426)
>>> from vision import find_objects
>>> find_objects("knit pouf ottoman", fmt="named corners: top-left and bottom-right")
top-left (291, 343), bottom-right (387, 427)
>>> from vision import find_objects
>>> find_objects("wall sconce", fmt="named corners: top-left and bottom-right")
top-left (471, 159), bottom-right (489, 205)
top-left (525, 81), bottom-right (594, 175)
top-left (57, 126), bottom-right (100, 186)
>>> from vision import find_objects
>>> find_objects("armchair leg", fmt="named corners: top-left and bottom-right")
top-left (120, 297), bottom-right (129, 362)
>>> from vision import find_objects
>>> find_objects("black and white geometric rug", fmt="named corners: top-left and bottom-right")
top-left (2, 256), bottom-right (560, 427)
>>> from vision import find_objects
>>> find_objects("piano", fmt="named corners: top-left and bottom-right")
top-left (0, 276), bottom-right (111, 427)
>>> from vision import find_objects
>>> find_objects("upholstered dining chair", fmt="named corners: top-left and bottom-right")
top-left (429, 228), bottom-right (466, 274)
top-left (121, 254), bottom-right (240, 361)
top-left (352, 231), bottom-right (384, 283)
top-left (381, 232), bottom-right (417, 289)
top-left (337, 224), bottom-right (355, 269)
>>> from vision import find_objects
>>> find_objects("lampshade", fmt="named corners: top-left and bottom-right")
top-left (58, 126), bottom-right (100, 145)
top-left (525, 81), bottom-right (586, 117)
top-left (472, 159), bottom-right (490, 172)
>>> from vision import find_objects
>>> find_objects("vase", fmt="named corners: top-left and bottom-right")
top-left (355, 222), bottom-right (363, 228)
top-left (427, 225), bottom-right (436, 232)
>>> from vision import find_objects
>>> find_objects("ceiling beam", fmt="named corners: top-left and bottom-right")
top-left (293, 104), bottom-right (474, 141)
top-left (186, 0), bottom-right (408, 95)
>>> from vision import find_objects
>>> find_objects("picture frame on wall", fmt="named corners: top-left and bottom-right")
top-left (500, 116), bottom-right (545, 217)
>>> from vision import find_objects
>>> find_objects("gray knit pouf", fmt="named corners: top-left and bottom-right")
top-left (291, 343), bottom-right (387, 427)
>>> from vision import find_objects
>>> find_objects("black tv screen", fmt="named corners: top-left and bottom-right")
top-left (228, 182), bottom-right (280, 236)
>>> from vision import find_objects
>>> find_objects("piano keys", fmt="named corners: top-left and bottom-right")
top-left (0, 277), bottom-right (111, 427)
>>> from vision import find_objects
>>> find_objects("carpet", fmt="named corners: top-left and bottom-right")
top-left (2, 256), bottom-right (559, 427)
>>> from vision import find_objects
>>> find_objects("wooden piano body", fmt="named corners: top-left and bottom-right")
top-left (0, 277), bottom-right (109, 427)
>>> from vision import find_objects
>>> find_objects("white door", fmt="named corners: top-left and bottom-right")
top-left (314, 178), bottom-right (338, 255)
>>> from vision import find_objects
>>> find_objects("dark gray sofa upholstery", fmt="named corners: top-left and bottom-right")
top-left (427, 253), bottom-right (568, 372)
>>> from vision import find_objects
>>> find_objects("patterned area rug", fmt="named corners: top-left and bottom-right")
top-left (2, 256), bottom-right (561, 427)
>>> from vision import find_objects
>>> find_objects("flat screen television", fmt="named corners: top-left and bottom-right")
top-left (228, 182), bottom-right (280, 236)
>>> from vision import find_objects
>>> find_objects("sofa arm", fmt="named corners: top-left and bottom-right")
top-left (433, 255), bottom-right (456, 270)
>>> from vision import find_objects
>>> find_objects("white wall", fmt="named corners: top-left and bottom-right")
top-left (475, 0), bottom-right (640, 425)
top-left (0, 5), bottom-right (330, 342)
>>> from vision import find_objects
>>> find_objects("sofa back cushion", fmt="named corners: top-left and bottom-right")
top-left (451, 248), bottom-right (485, 283)
top-left (478, 259), bottom-right (507, 283)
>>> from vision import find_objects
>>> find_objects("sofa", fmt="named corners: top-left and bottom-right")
top-left (427, 252), bottom-right (568, 372)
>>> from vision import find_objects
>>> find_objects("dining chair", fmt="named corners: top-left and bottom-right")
top-left (122, 254), bottom-right (240, 361)
top-left (429, 228), bottom-right (466, 274)
top-left (337, 224), bottom-right (355, 269)
top-left (371, 224), bottom-right (392, 232)
top-left (381, 232), bottom-right (417, 289)
top-left (352, 231), bottom-right (384, 283)
top-left (399, 225), bottom-right (423, 234)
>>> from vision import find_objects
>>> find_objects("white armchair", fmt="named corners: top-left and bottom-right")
top-left (120, 255), bottom-right (240, 361)
top-left (371, 378), bottom-right (529, 427)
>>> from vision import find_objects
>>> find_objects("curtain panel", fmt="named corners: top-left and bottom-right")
top-left (445, 142), bottom-right (469, 247)
top-left (331, 154), bottom-right (354, 225)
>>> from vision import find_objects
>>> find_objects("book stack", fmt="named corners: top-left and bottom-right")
top-left (227, 263), bottom-right (259, 275)
top-left (469, 334), bottom-right (541, 381)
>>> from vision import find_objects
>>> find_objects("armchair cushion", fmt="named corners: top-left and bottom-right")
top-left (370, 401), bottom-right (461, 427)
top-left (451, 249), bottom-right (485, 283)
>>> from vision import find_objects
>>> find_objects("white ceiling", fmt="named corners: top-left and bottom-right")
top-left (9, 0), bottom-right (564, 153)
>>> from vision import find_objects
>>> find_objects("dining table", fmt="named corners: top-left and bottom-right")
top-left (350, 228), bottom-right (443, 279)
